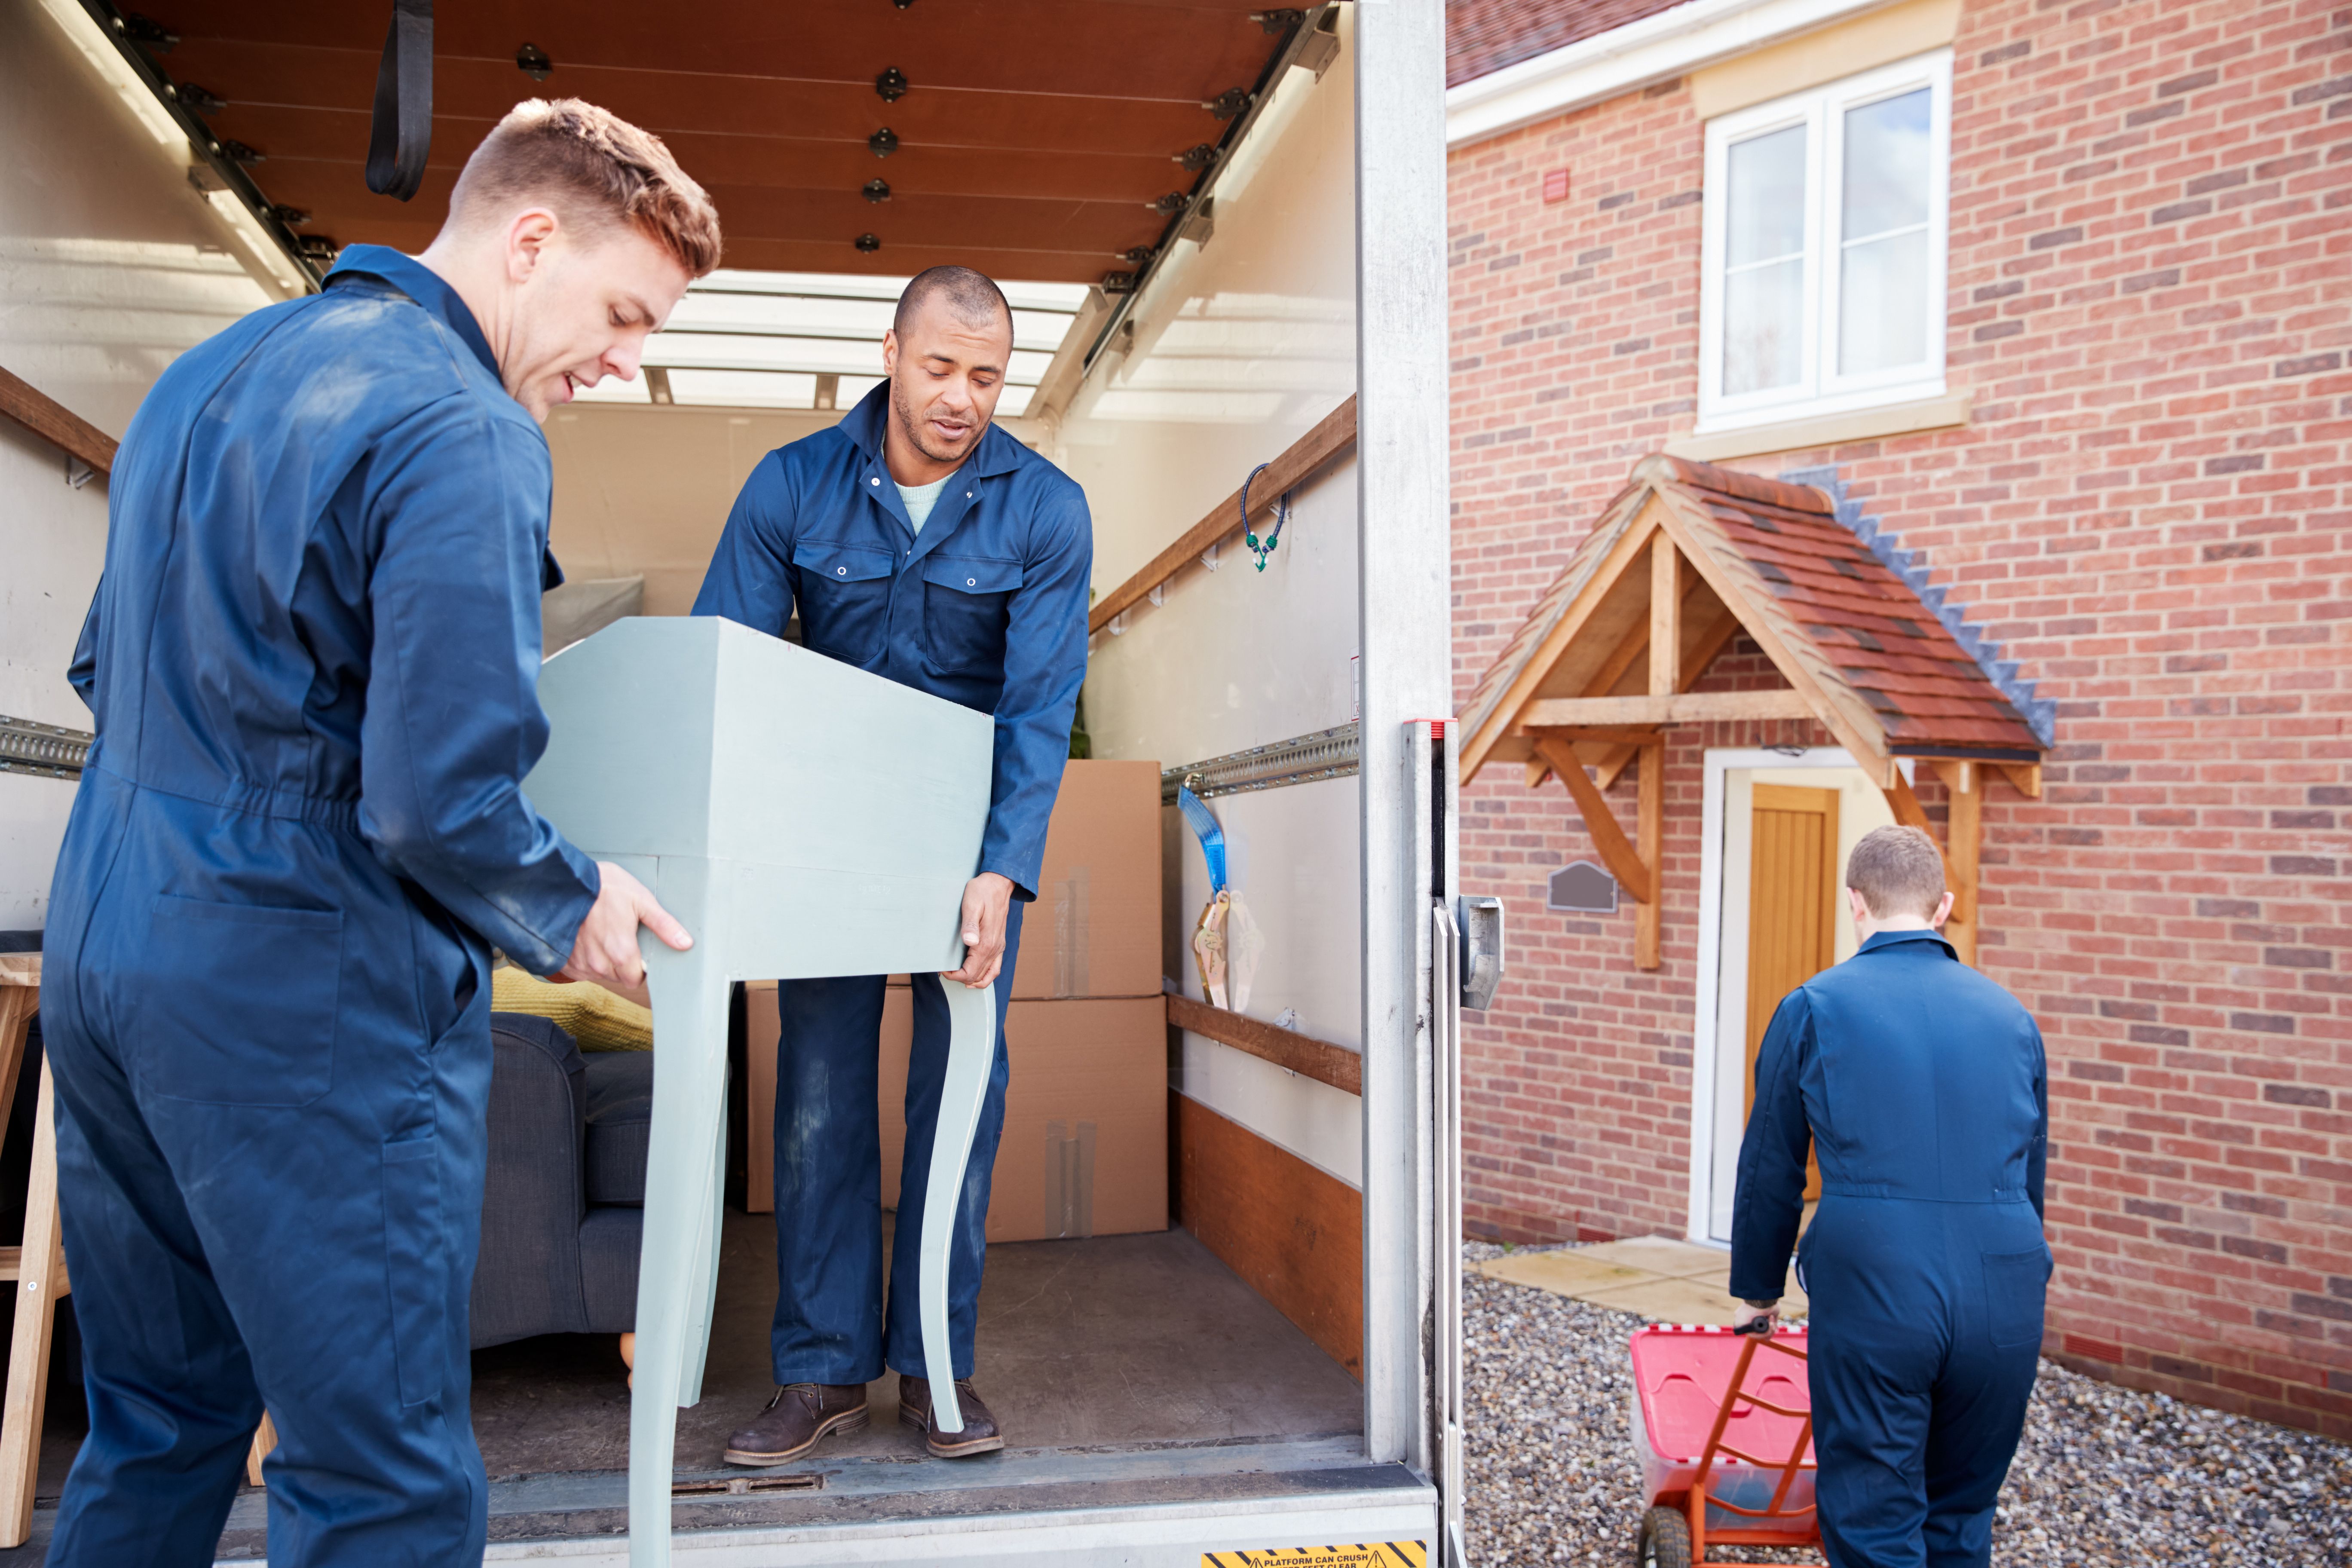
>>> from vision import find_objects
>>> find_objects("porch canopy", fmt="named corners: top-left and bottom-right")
top-left (1459, 456), bottom-right (2043, 969)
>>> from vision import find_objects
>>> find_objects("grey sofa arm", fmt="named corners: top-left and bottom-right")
top-left (471, 1013), bottom-right (591, 1347)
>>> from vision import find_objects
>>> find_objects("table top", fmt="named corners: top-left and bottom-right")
top-left (0, 952), bottom-right (39, 988)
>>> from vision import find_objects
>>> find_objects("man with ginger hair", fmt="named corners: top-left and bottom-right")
top-left (1730, 824), bottom-right (2050, 1568)
top-left (40, 100), bottom-right (717, 1565)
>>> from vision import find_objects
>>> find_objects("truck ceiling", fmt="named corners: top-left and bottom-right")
top-left (119, 0), bottom-right (1301, 283)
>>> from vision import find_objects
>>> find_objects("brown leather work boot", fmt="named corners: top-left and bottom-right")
top-left (897, 1375), bottom-right (1005, 1458)
top-left (723, 1382), bottom-right (869, 1466)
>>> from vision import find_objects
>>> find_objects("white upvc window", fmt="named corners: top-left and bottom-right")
top-left (1697, 51), bottom-right (1952, 432)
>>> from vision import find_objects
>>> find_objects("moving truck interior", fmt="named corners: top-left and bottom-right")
top-left (0, 1), bottom-right (1477, 1561)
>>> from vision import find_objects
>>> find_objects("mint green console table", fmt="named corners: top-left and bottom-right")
top-left (525, 617), bottom-right (995, 1567)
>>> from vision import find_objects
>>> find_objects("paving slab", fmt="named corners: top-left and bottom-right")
top-left (1572, 1235), bottom-right (1730, 1280)
top-left (1472, 1250), bottom-right (1651, 1296)
top-left (1576, 1274), bottom-right (1746, 1327)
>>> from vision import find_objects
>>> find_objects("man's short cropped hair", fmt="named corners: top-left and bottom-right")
top-left (894, 265), bottom-right (1012, 340)
top-left (1846, 825), bottom-right (1947, 920)
top-left (447, 99), bottom-right (722, 278)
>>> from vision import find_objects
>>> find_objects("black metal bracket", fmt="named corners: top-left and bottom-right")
top-left (1084, 2), bottom-right (1332, 371)
top-left (73, 0), bottom-right (321, 286)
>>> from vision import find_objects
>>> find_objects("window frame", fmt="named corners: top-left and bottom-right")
top-left (1696, 49), bottom-right (1954, 434)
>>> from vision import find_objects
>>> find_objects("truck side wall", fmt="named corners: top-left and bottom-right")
top-left (0, 0), bottom-right (279, 928)
top-left (1059, 16), bottom-right (1364, 1190)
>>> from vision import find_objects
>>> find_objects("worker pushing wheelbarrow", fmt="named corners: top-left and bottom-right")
top-left (1628, 1323), bottom-right (1822, 1567)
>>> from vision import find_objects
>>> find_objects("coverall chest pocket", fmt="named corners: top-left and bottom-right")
top-left (792, 541), bottom-right (896, 665)
top-left (135, 895), bottom-right (343, 1106)
top-left (921, 556), bottom-right (1022, 676)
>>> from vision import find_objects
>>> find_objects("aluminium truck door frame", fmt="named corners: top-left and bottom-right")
top-left (1355, 0), bottom-right (1462, 1558)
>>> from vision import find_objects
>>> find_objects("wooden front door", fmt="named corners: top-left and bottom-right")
top-left (1744, 783), bottom-right (1839, 1198)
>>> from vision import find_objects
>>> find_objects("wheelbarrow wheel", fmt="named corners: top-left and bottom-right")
top-left (1635, 1504), bottom-right (1692, 1568)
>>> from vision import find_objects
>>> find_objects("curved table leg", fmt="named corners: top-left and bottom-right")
top-left (918, 978), bottom-right (995, 1434)
top-left (628, 870), bottom-right (726, 1568)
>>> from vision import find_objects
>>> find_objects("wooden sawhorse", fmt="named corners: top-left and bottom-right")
top-left (0, 950), bottom-right (67, 1549)
top-left (0, 956), bottom-right (275, 1535)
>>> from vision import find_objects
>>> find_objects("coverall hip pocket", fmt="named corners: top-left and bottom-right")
top-left (135, 895), bottom-right (343, 1107)
top-left (921, 556), bottom-right (1022, 675)
top-left (792, 541), bottom-right (896, 665)
top-left (383, 1133), bottom-right (447, 1407)
top-left (1982, 1245), bottom-right (2052, 1348)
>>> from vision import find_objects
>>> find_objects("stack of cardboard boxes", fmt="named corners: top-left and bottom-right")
top-left (741, 760), bottom-right (1167, 1241)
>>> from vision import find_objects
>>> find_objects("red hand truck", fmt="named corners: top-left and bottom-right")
top-left (1628, 1323), bottom-right (1821, 1566)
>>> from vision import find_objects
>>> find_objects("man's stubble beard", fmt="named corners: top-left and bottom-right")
top-left (890, 373), bottom-right (985, 468)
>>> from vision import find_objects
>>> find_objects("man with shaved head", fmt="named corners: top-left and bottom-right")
top-left (695, 264), bottom-right (1092, 1463)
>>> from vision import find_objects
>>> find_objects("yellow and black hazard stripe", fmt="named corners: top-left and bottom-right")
top-left (1201, 1544), bottom-right (1427, 1568)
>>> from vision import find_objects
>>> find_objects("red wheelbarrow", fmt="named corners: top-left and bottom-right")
top-left (1628, 1323), bottom-right (1822, 1566)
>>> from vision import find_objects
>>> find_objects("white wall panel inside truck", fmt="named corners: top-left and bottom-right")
top-left (1063, 7), bottom-right (1364, 1182)
top-left (0, 0), bottom-right (285, 928)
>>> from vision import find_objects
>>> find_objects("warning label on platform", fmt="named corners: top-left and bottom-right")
top-left (1203, 1546), bottom-right (1427, 1568)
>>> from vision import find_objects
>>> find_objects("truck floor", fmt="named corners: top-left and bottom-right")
top-left (1, 1214), bottom-right (1365, 1561)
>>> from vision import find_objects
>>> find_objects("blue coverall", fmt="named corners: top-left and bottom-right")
top-left (693, 383), bottom-right (1092, 1385)
top-left (1730, 930), bottom-right (2050, 1568)
top-left (40, 246), bottom-right (600, 1567)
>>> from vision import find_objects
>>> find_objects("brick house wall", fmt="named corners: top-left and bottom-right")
top-left (1448, 0), bottom-right (2352, 1437)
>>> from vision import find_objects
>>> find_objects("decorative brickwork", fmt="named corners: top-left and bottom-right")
top-left (1449, 0), bottom-right (2352, 1437)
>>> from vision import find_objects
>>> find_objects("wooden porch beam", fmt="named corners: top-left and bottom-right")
top-left (1581, 572), bottom-right (1716, 707)
top-left (1464, 500), bottom-right (1664, 777)
top-left (1882, 767), bottom-right (1980, 968)
top-left (1650, 534), bottom-right (1680, 697)
top-left (1649, 496), bottom-right (1892, 781)
top-left (1883, 766), bottom-right (1935, 837)
top-left (1932, 760), bottom-right (1982, 968)
top-left (1998, 762), bottom-right (2041, 799)
top-left (1531, 735), bottom-right (1655, 905)
top-left (1636, 736), bottom-right (1663, 969)
top-left (1519, 689), bottom-right (1816, 728)
top-left (1595, 603), bottom-right (1745, 790)
top-left (1535, 724), bottom-right (1663, 746)
top-left (1524, 726), bottom-right (1660, 787)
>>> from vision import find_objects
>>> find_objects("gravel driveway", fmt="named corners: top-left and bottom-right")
top-left (1464, 1248), bottom-right (2352, 1566)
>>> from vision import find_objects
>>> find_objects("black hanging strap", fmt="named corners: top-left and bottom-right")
top-left (364, 0), bottom-right (432, 201)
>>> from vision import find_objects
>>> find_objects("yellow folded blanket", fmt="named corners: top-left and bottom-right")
top-left (491, 966), bottom-right (654, 1052)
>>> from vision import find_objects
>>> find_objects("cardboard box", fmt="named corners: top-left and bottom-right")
top-left (880, 992), bottom-right (1167, 1243)
top-left (740, 987), bottom-right (1169, 1237)
top-left (737, 759), bottom-right (1165, 1220)
top-left (1009, 759), bottom-right (1163, 1001)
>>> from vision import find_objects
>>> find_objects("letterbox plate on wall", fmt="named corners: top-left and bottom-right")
top-left (1547, 860), bottom-right (1617, 914)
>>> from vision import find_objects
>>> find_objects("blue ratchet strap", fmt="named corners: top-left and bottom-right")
top-left (1175, 784), bottom-right (1228, 894)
